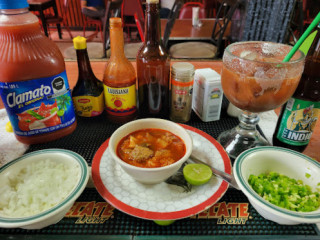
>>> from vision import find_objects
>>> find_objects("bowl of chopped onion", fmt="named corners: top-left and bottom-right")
top-left (233, 146), bottom-right (320, 225)
top-left (109, 118), bottom-right (193, 184)
top-left (0, 149), bottom-right (89, 229)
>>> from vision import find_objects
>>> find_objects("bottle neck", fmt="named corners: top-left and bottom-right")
top-left (110, 23), bottom-right (125, 60)
top-left (76, 49), bottom-right (95, 79)
top-left (302, 26), bottom-right (320, 82)
top-left (144, 3), bottom-right (161, 45)
top-left (306, 27), bottom-right (320, 58)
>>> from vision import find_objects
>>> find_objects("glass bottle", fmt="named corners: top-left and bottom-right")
top-left (136, 0), bottom-right (170, 118)
top-left (273, 25), bottom-right (320, 152)
top-left (0, 0), bottom-right (76, 144)
top-left (103, 18), bottom-right (137, 123)
top-left (72, 36), bottom-right (104, 117)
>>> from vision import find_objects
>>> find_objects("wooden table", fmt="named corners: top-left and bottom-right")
top-left (0, 60), bottom-right (319, 161)
top-left (160, 18), bottom-right (231, 41)
top-left (28, 0), bottom-right (62, 38)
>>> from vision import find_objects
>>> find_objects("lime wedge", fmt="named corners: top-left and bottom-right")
top-left (183, 163), bottom-right (212, 186)
top-left (153, 220), bottom-right (175, 226)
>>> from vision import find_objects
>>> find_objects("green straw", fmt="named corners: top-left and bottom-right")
top-left (283, 12), bottom-right (320, 62)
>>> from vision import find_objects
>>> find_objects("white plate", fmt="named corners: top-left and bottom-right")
top-left (92, 125), bottom-right (231, 220)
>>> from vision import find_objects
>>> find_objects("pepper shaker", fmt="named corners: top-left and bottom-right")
top-left (170, 62), bottom-right (195, 123)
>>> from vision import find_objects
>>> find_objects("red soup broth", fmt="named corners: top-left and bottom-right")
top-left (117, 128), bottom-right (186, 168)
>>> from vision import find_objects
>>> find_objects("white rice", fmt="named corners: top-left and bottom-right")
top-left (0, 159), bottom-right (79, 218)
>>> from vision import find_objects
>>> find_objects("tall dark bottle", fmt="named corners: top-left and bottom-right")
top-left (136, 0), bottom-right (170, 117)
top-left (72, 36), bottom-right (104, 117)
top-left (273, 25), bottom-right (320, 152)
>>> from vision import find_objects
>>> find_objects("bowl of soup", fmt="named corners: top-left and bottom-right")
top-left (108, 118), bottom-right (193, 184)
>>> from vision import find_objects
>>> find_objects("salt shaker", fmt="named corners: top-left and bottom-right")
top-left (192, 68), bottom-right (223, 122)
top-left (170, 62), bottom-right (195, 123)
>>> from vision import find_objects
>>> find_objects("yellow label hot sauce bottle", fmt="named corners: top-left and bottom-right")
top-left (103, 18), bottom-right (137, 123)
top-left (72, 36), bottom-right (104, 117)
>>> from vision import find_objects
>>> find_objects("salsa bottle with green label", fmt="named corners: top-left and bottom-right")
top-left (272, 25), bottom-right (320, 152)
top-left (72, 36), bottom-right (104, 117)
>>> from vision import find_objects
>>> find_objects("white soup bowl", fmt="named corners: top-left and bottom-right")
top-left (108, 118), bottom-right (193, 184)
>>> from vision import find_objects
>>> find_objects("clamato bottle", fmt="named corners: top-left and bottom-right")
top-left (273, 24), bottom-right (320, 152)
top-left (0, 0), bottom-right (76, 144)
top-left (103, 18), bottom-right (137, 123)
top-left (72, 36), bottom-right (104, 117)
top-left (136, 0), bottom-right (170, 118)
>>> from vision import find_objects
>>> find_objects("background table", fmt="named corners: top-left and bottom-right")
top-left (1, 60), bottom-right (320, 239)
top-left (0, 61), bottom-right (320, 239)
top-left (0, 60), bottom-right (319, 160)
top-left (160, 19), bottom-right (231, 41)
top-left (68, 61), bottom-right (320, 161)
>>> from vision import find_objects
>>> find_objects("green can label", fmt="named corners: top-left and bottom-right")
top-left (276, 98), bottom-right (319, 146)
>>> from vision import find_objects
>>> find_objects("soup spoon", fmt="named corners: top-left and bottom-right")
top-left (189, 154), bottom-right (240, 190)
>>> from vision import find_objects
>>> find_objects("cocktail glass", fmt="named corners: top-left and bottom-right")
top-left (218, 41), bottom-right (305, 159)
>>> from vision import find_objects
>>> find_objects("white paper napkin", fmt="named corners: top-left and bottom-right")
top-left (259, 110), bottom-right (278, 144)
top-left (0, 109), bottom-right (29, 167)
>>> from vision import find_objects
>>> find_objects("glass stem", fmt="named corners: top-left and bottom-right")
top-left (238, 111), bottom-right (259, 130)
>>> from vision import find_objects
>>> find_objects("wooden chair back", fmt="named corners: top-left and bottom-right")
top-left (45, 0), bottom-right (73, 39)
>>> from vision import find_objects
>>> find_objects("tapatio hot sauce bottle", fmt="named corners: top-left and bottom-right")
top-left (72, 36), bottom-right (104, 117)
top-left (136, 0), bottom-right (170, 117)
top-left (103, 18), bottom-right (137, 123)
top-left (273, 25), bottom-right (320, 152)
top-left (0, 0), bottom-right (76, 144)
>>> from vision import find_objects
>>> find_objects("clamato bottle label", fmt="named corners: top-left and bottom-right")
top-left (275, 98), bottom-right (320, 146)
top-left (103, 84), bottom-right (137, 116)
top-left (0, 71), bottom-right (76, 136)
